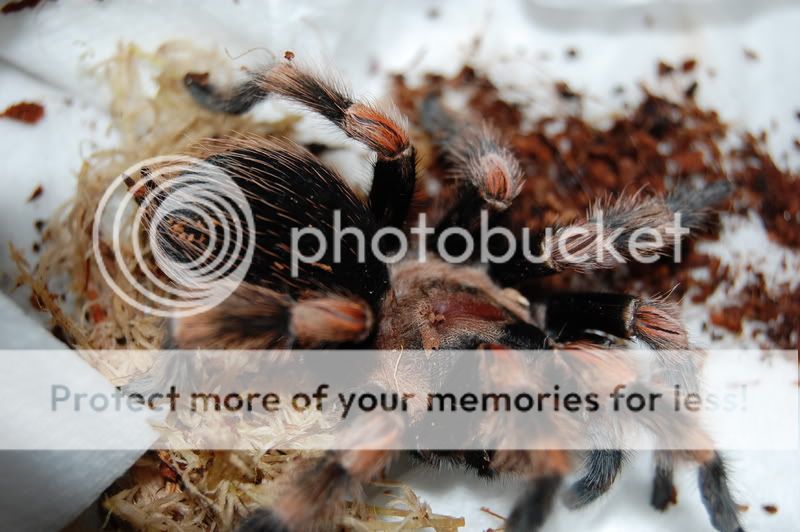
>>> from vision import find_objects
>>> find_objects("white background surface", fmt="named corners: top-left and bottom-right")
top-left (0, 1), bottom-right (798, 531)
top-left (0, 292), bottom-right (159, 532)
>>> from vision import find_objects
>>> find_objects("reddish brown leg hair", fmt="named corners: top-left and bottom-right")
top-left (168, 282), bottom-right (374, 349)
top-left (421, 93), bottom-right (524, 224)
top-left (544, 291), bottom-right (689, 350)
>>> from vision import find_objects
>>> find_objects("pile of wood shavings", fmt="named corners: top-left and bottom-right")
top-left (17, 42), bottom-right (463, 531)
top-left (393, 64), bottom-right (799, 351)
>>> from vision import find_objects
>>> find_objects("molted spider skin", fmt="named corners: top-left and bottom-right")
top-left (145, 61), bottom-right (749, 532)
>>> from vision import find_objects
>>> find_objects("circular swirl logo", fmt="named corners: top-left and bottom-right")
top-left (93, 155), bottom-right (255, 318)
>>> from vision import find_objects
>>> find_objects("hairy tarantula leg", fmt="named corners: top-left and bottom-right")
top-left (411, 450), bottom-right (499, 479)
top-left (420, 93), bottom-right (524, 257)
top-left (167, 281), bottom-right (374, 349)
top-left (506, 474), bottom-right (563, 532)
top-left (545, 294), bottom-right (691, 513)
top-left (699, 452), bottom-right (745, 532)
top-left (421, 93), bottom-right (524, 223)
top-left (488, 180), bottom-right (732, 285)
top-left (238, 414), bottom-right (402, 532)
top-left (562, 450), bottom-right (627, 509)
top-left (544, 292), bottom-right (690, 350)
top-left (498, 321), bottom-right (550, 349)
top-left (651, 451), bottom-right (676, 511)
top-left (544, 291), bottom-right (703, 407)
top-left (546, 296), bottom-right (743, 530)
top-left (184, 71), bottom-right (267, 114)
top-left (185, 62), bottom-right (417, 229)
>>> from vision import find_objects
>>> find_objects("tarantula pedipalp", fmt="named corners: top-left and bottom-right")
top-left (134, 59), bottom-right (744, 532)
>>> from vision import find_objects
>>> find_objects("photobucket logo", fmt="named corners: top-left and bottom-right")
top-left (92, 155), bottom-right (255, 318)
top-left (290, 210), bottom-right (690, 276)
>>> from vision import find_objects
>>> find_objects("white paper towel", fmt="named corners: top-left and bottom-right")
top-left (0, 292), bottom-right (157, 532)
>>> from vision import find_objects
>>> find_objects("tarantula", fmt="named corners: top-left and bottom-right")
top-left (139, 58), bottom-right (744, 532)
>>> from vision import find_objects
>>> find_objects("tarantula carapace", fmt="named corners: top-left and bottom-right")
top-left (142, 58), bottom-right (743, 532)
